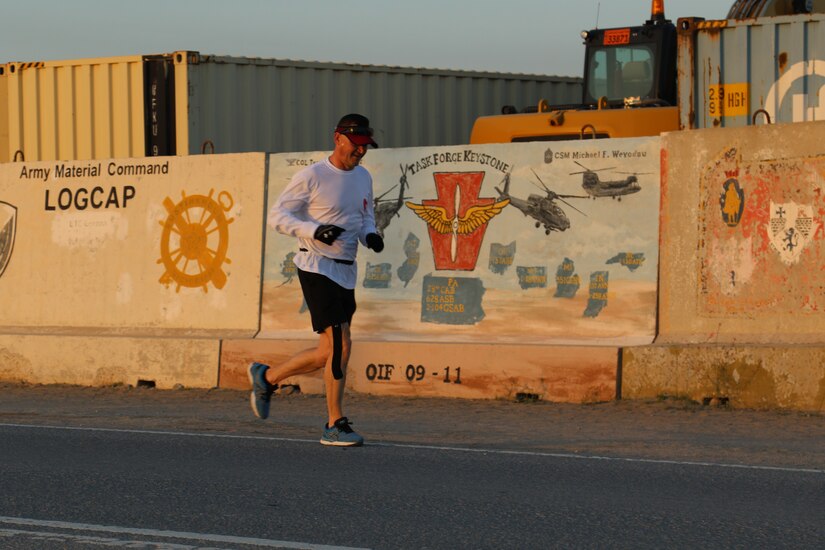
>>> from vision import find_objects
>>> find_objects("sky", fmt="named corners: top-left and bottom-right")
top-left (3, 0), bottom-right (728, 77)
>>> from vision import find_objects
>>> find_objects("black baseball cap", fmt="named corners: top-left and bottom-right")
top-left (335, 113), bottom-right (378, 148)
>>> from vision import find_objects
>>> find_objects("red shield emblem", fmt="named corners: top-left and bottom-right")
top-left (407, 172), bottom-right (508, 271)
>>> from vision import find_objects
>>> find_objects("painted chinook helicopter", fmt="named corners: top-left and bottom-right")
top-left (495, 169), bottom-right (587, 234)
top-left (571, 161), bottom-right (646, 200)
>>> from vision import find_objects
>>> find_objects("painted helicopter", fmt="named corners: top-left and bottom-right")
top-left (570, 161), bottom-right (648, 200)
top-left (374, 164), bottom-right (411, 236)
top-left (495, 169), bottom-right (587, 234)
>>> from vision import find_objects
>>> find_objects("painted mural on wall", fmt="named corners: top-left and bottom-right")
top-left (0, 154), bottom-right (265, 334)
top-left (157, 189), bottom-right (235, 293)
top-left (698, 147), bottom-right (825, 314)
top-left (261, 140), bottom-right (660, 345)
top-left (0, 202), bottom-right (17, 278)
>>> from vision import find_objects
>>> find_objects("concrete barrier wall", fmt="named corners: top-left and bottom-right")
top-left (658, 121), bottom-right (825, 344)
top-left (0, 153), bottom-right (267, 337)
top-left (622, 121), bottom-right (825, 412)
top-left (622, 345), bottom-right (825, 411)
top-left (224, 139), bottom-right (661, 402)
top-left (221, 339), bottom-right (619, 403)
top-left (0, 334), bottom-right (220, 389)
top-left (0, 153), bottom-right (267, 389)
top-left (3, 125), bottom-right (821, 407)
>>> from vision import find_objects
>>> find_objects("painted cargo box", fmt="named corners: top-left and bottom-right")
top-left (678, 14), bottom-right (825, 129)
top-left (0, 51), bottom-right (582, 163)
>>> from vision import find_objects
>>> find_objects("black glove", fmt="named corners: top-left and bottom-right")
top-left (365, 232), bottom-right (384, 253)
top-left (314, 224), bottom-right (344, 245)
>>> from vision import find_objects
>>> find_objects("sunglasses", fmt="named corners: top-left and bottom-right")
top-left (335, 125), bottom-right (374, 137)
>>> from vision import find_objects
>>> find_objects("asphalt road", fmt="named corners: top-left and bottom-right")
top-left (2, 423), bottom-right (824, 549)
top-left (0, 384), bottom-right (823, 549)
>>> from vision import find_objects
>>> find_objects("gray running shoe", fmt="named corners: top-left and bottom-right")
top-left (320, 417), bottom-right (364, 447)
top-left (248, 362), bottom-right (276, 419)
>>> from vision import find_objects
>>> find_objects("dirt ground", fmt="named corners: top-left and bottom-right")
top-left (0, 382), bottom-right (823, 470)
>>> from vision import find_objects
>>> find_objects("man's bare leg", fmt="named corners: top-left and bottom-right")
top-left (323, 322), bottom-right (351, 427)
top-left (264, 332), bottom-right (331, 387)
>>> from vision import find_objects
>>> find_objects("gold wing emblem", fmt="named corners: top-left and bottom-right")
top-left (456, 199), bottom-right (510, 234)
top-left (405, 202), bottom-right (452, 234)
top-left (406, 199), bottom-right (510, 234)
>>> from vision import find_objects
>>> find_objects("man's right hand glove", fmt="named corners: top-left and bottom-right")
top-left (314, 224), bottom-right (344, 245)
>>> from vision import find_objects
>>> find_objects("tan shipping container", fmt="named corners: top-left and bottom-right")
top-left (2, 56), bottom-right (146, 163)
top-left (0, 51), bottom-right (582, 162)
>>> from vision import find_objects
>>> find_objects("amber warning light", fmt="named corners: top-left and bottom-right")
top-left (651, 0), bottom-right (665, 20)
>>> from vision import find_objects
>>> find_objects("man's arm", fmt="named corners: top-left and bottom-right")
top-left (268, 175), bottom-right (318, 239)
top-left (362, 178), bottom-right (383, 252)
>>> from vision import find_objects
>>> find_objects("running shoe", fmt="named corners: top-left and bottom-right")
top-left (248, 362), bottom-right (276, 419)
top-left (320, 417), bottom-right (364, 447)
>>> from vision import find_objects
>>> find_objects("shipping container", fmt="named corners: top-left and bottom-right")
top-left (678, 13), bottom-right (825, 129)
top-left (0, 52), bottom-right (582, 162)
top-left (0, 65), bottom-right (8, 161)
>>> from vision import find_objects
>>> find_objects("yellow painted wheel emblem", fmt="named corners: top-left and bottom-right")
top-left (157, 189), bottom-right (234, 292)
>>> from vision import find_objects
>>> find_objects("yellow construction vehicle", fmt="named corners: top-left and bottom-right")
top-left (470, 0), bottom-right (825, 143)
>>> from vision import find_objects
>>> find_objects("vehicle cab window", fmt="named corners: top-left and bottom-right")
top-left (588, 46), bottom-right (655, 101)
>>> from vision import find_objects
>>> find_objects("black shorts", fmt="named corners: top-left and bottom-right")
top-left (297, 268), bottom-right (356, 333)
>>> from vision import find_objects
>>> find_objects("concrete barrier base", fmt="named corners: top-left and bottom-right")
top-left (221, 339), bottom-right (619, 403)
top-left (622, 345), bottom-right (825, 412)
top-left (0, 335), bottom-right (220, 389)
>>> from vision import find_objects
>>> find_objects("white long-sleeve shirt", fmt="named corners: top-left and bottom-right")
top-left (268, 158), bottom-right (377, 289)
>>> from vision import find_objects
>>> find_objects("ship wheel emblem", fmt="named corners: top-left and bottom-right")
top-left (157, 189), bottom-right (234, 293)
